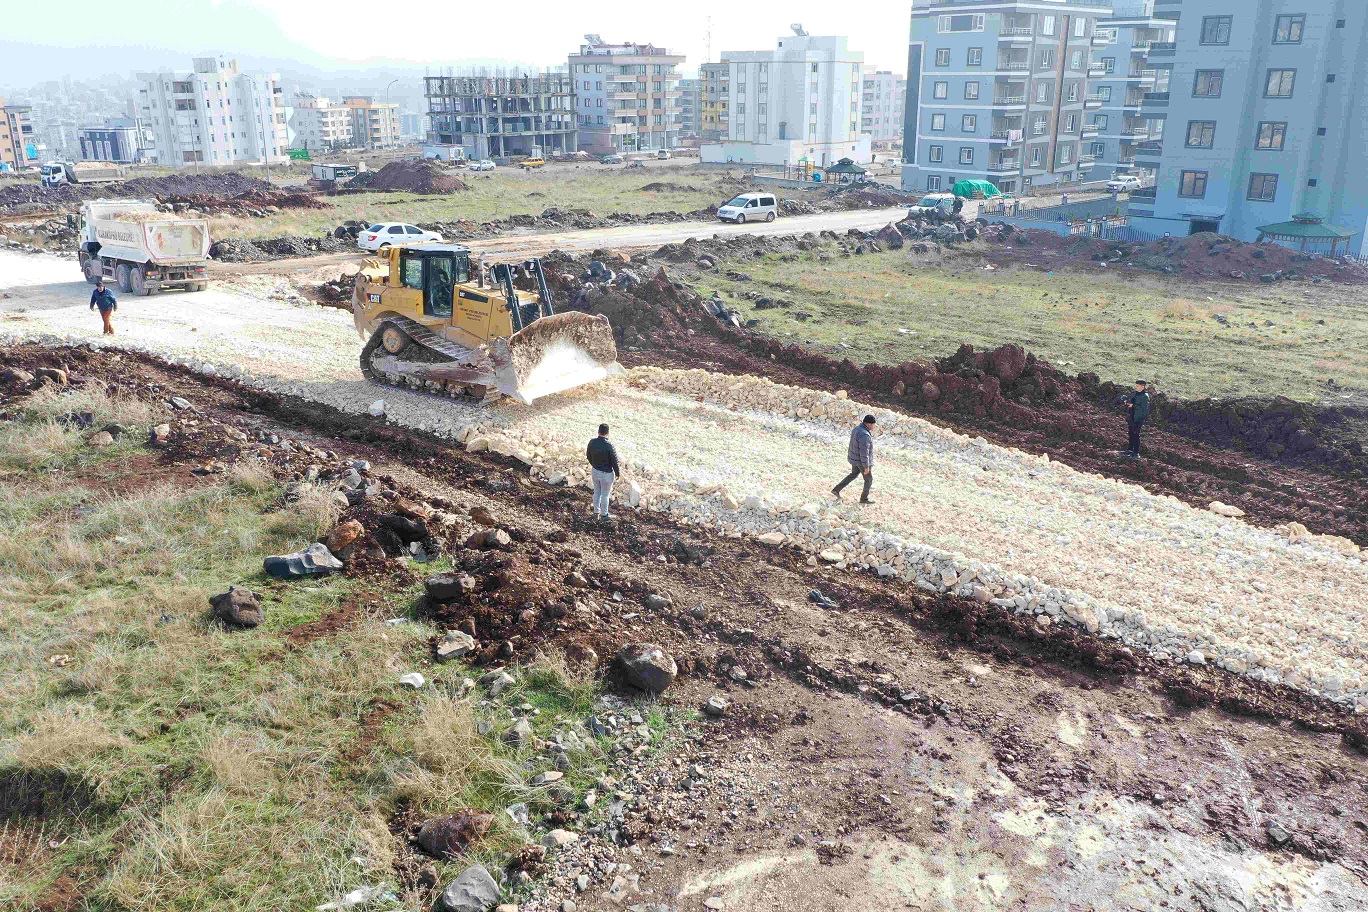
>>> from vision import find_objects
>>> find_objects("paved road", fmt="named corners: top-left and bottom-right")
top-left (210, 207), bottom-right (910, 278)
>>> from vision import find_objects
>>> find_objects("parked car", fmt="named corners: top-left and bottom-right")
top-left (519, 158), bottom-right (547, 170)
top-left (656, 150), bottom-right (672, 160)
top-left (717, 191), bottom-right (778, 224)
top-left (357, 223), bottom-right (443, 252)
top-left (1105, 174), bottom-right (1147, 193)
top-left (468, 159), bottom-right (497, 172)
top-left (907, 192), bottom-right (958, 218)
top-left (601, 154), bottom-right (624, 164)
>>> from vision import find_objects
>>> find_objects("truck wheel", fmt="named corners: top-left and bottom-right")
top-left (191, 282), bottom-right (208, 292)
top-left (130, 266), bottom-right (150, 297)
top-left (82, 257), bottom-right (100, 285)
top-left (115, 263), bottom-right (133, 294)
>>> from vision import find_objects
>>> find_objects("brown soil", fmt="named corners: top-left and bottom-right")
top-left (348, 159), bottom-right (469, 195)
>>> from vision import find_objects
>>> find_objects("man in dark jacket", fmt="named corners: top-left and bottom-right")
top-left (586, 423), bottom-right (620, 521)
top-left (1124, 380), bottom-right (1150, 458)
top-left (832, 415), bottom-right (876, 504)
top-left (89, 281), bottom-right (117, 335)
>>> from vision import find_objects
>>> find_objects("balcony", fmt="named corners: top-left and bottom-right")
top-left (1120, 127), bottom-right (1151, 139)
top-left (1143, 91), bottom-right (1170, 106)
top-left (999, 27), bottom-right (1033, 41)
top-left (1078, 157), bottom-right (1096, 170)
top-left (990, 130), bottom-right (1023, 145)
top-left (1146, 41), bottom-right (1177, 58)
top-left (992, 95), bottom-right (1027, 108)
top-left (1082, 124), bottom-right (1099, 137)
top-left (998, 60), bottom-right (1031, 72)
top-left (988, 158), bottom-right (1020, 173)
top-left (1084, 94), bottom-right (1105, 108)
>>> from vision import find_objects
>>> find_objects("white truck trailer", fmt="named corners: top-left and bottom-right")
top-left (41, 161), bottom-right (127, 189)
top-left (77, 200), bottom-right (210, 295)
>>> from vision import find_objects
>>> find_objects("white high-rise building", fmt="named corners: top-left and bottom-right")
top-left (700, 31), bottom-right (873, 167)
top-left (135, 56), bottom-right (287, 167)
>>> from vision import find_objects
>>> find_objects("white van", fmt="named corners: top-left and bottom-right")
top-left (717, 191), bottom-right (778, 224)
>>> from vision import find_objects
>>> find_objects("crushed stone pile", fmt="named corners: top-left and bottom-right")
top-left (347, 158), bottom-right (469, 194)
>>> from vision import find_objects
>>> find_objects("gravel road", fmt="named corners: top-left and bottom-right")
top-left (1, 249), bottom-right (1362, 707)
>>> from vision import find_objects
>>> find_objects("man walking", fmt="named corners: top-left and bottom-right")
top-left (89, 281), bottom-right (117, 335)
top-left (832, 414), bottom-right (876, 504)
top-left (1123, 379), bottom-right (1151, 459)
top-left (586, 423), bottom-right (620, 521)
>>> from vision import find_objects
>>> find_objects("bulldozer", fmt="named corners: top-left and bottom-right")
top-left (352, 243), bottom-right (620, 405)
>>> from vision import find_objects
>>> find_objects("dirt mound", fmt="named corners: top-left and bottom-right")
top-left (163, 189), bottom-right (330, 217)
top-left (348, 159), bottom-right (469, 194)
top-left (209, 234), bottom-right (351, 262)
top-left (638, 182), bottom-right (700, 193)
top-left (0, 171), bottom-right (271, 213)
top-left (821, 184), bottom-right (918, 209)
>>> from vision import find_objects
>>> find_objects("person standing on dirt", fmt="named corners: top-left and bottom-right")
top-left (832, 415), bottom-right (876, 504)
top-left (1123, 380), bottom-right (1151, 459)
top-left (586, 423), bottom-right (620, 521)
top-left (89, 281), bottom-right (117, 335)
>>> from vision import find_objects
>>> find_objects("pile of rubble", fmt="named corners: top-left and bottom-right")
top-left (160, 189), bottom-right (330, 217)
top-left (346, 158), bottom-right (469, 194)
top-left (0, 171), bottom-right (273, 214)
top-left (209, 234), bottom-right (352, 262)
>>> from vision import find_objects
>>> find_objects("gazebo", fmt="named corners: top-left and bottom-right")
top-left (1255, 213), bottom-right (1358, 256)
top-left (824, 158), bottom-right (867, 184)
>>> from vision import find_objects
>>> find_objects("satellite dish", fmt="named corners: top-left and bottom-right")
top-left (791, 23), bottom-right (808, 36)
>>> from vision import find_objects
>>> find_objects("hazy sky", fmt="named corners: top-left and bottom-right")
top-left (5, 0), bottom-right (913, 78)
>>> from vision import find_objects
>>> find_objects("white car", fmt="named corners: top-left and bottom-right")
top-left (468, 160), bottom-right (496, 172)
top-left (357, 223), bottom-right (444, 251)
top-left (717, 192), bottom-right (778, 224)
top-left (1106, 175), bottom-right (1146, 193)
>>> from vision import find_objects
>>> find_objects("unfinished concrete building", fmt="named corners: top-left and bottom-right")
top-left (424, 73), bottom-right (577, 161)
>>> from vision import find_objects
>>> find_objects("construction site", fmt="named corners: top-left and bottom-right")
top-left (1, 151), bottom-right (1366, 912)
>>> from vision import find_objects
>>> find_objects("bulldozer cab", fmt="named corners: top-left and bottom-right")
top-left (395, 246), bottom-right (470, 319)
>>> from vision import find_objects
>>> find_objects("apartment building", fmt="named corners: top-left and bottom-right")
top-left (569, 37), bottom-right (685, 154)
top-left (678, 78), bottom-right (701, 137)
top-left (700, 32), bottom-right (872, 167)
top-left (861, 70), bottom-right (908, 144)
top-left (79, 117), bottom-right (141, 163)
top-left (135, 57), bottom-right (287, 167)
top-left (0, 97), bottom-right (37, 171)
top-left (1131, 1), bottom-right (1367, 253)
top-left (699, 62), bottom-right (730, 141)
top-left (288, 95), bottom-right (355, 152)
top-left (343, 96), bottom-right (400, 149)
top-left (901, 0), bottom-right (1111, 194)
top-left (1087, 1), bottom-right (1174, 181)
top-left (424, 73), bottom-right (577, 160)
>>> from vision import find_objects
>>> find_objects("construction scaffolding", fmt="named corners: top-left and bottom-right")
top-left (424, 69), bottom-right (577, 160)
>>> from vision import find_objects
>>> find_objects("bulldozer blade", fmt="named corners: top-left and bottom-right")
top-left (496, 311), bottom-right (622, 404)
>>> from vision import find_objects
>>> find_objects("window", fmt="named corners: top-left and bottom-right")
top-left (959, 147), bottom-right (974, 165)
top-left (1098, 86), bottom-right (1112, 102)
top-left (1193, 70), bottom-right (1224, 97)
top-left (1095, 114), bottom-right (1108, 129)
top-left (1070, 51), bottom-right (1083, 70)
top-left (1090, 141), bottom-right (1105, 156)
top-left (968, 48), bottom-right (983, 66)
top-left (1200, 16), bottom-right (1232, 45)
top-left (1074, 18), bottom-right (1087, 38)
top-left (931, 113), bottom-right (946, 131)
top-left (1102, 57), bottom-right (1116, 74)
top-left (964, 82), bottom-right (980, 100)
top-left (935, 48), bottom-right (950, 67)
top-left (1265, 69), bottom-right (1296, 97)
top-left (1041, 15), bottom-right (1056, 36)
top-left (1274, 14), bottom-right (1305, 44)
top-left (1308, 178), bottom-right (1318, 187)
top-left (1038, 49), bottom-right (1055, 69)
top-left (401, 256), bottom-right (424, 289)
top-left (811, 63), bottom-right (819, 73)
top-left (1248, 173), bottom-right (1278, 201)
top-left (1059, 145), bottom-right (1072, 164)
top-left (929, 144), bottom-right (943, 163)
top-left (962, 114), bottom-right (977, 132)
top-left (1326, 74), bottom-right (1337, 84)
top-left (1030, 145), bottom-right (1043, 166)
top-left (1179, 170), bottom-right (1208, 198)
top-left (1032, 114), bottom-right (1047, 135)
top-left (933, 81), bottom-right (948, 99)
top-left (1255, 122), bottom-right (1286, 150)
top-left (927, 175), bottom-right (942, 191)
top-left (1035, 82), bottom-right (1051, 103)
top-left (1186, 121), bottom-right (1216, 148)
top-left (938, 13), bottom-right (985, 33)
top-left (1064, 113), bottom-right (1076, 131)
top-left (1066, 83), bottom-right (1079, 102)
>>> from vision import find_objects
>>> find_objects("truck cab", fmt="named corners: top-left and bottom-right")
top-left (40, 162), bottom-right (69, 188)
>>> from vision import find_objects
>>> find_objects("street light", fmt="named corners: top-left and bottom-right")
top-left (384, 78), bottom-right (399, 149)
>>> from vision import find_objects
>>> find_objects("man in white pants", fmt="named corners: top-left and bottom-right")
top-left (585, 423), bottom-right (621, 521)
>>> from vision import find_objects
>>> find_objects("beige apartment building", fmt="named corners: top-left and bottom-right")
top-left (289, 95), bottom-right (355, 152)
top-left (0, 96), bottom-right (37, 171)
top-left (343, 96), bottom-right (400, 149)
top-left (569, 36), bottom-right (685, 154)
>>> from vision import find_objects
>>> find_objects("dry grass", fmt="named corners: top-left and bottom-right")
top-left (12, 707), bottom-right (129, 768)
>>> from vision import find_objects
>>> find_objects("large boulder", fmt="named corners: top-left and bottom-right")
top-left (263, 543), bottom-right (343, 579)
top-left (208, 586), bottom-right (263, 628)
top-left (426, 572), bottom-right (477, 601)
top-left (439, 865), bottom-right (501, 912)
top-left (325, 520), bottom-right (363, 555)
top-left (616, 643), bottom-right (678, 694)
top-left (417, 811), bottom-right (494, 859)
top-left (985, 344), bottom-right (1028, 385)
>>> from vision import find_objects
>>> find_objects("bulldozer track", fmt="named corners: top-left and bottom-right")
top-left (359, 315), bottom-right (505, 407)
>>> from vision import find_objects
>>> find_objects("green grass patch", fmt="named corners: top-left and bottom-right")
top-left (697, 250), bottom-right (1368, 402)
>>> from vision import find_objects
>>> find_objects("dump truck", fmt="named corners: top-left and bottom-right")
top-left (41, 161), bottom-right (127, 189)
top-left (352, 243), bottom-right (620, 406)
top-left (77, 200), bottom-right (211, 295)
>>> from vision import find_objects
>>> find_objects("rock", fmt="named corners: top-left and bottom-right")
top-left (368, 400), bottom-right (386, 417)
top-left (643, 593), bottom-right (668, 610)
top-left (148, 423), bottom-right (172, 447)
top-left (439, 865), bottom-right (501, 912)
top-left (819, 549), bottom-right (844, 563)
top-left (169, 396), bottom-right (193, 410)
top-left (532, 771), bottom-right (564, 786)
top-left (263, 543), bottom-right (344, 579)
top-left (426, 572), bottom-right (477, 601)
top-left (625, 479), bottom-right (643, 507)
top-left (505, 718), bottom-right (533, 748)
top-left (1185, 650), bottom-right (1207, 666)
top-left (921, 381), bottom-right (940, 402)
top-left (541, 829), bottom-right (579, 849)
top-left (1208, 501), bottom-right (1245, 518)
top-left (704, 899), bottom-right (725, 910)
top-left (1, 367), bottom-right (34, 385)
top-left (86, 431), bottom-right (114, 448)
top-left (101, 423), bottom-right (126, 440)
top-left (399, 672), bottom-right (426, 689)
top-left (208, 586), bottom-right (263, 628)
top-left (417, 811), bottom-right (494, 859)
top-left (325, 520), bottom-right (363, 554)
top-left (377, 513), bottom-right (428, 543)
top-left (617, 643), bottom-right (677, 694)
top-left (1266, 821), bottom-right (1292, 847)
top-left (564, 644), bottom-right (599, 668)
top-left (34, 367), bottom-right (68, 386)
top-left (482, 669), bottom-right (516, 696)
top-left (758, 532), bottom-right (785, 546)
top-left (436, 630), bottom-right (478, 662)
top-left (703, 696), bottom-right (728, 717)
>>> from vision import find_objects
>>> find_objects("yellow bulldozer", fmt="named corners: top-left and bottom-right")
top-left (352, 244), bottom-right (620, 405)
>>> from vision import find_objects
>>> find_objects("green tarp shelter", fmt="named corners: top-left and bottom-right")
top-left (1256, 214), bottom-right (1357, 255)
top-left (952, 179), bottom-right (1002, 199)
